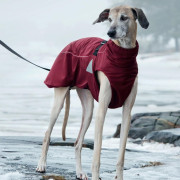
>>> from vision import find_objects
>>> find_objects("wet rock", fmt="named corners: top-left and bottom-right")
top-left (0, 136), bottom-right (179, 180)
top-left (0, 136), bottom-right (156, 180)
top-left (0, 155), bottom-right (7, 159)
top-left (140, 161), bottom-right (163, 168)
top-left (50, 138), bottom-right (94, 150)
top-left (13, 157), bottom-right (21, 161)
top-left (175, 118), bottom-right (180, 128)
top-left (155, 115), bottom-right (179, 130)
top-left (174, 139), bottom-right (180, 146)
top-left (129, 116), bottom-right (157, 139)
top-left (145, 128), bottom-right (180, 146)
top-left (171, 111), bottom-right (180, 117)
top-left (131, 112), bottom-right (161, 123)
top-left (41, 175), bottom-right (66, 180)
top-left (113, 124), bottom-right (121, 138)
top-left (0, 136), bottom-right (94, 150)
top-left (131, 116), bottom-right (157, 128)
top-left (129, 127), bottom-right (153, 139)
top-left (113, 111), bottom-right (180, 146)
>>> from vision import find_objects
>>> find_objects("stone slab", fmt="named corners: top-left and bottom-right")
top-left (1, 136), bottom-right (179, 180)
top-left (145, 128), bottom-right (180, 146)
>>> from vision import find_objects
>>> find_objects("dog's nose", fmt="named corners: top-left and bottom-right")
top-left (107, 29), bottom-right (116, 38)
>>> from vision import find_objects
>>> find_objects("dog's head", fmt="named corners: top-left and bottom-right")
top-left (93, 6), bottom-right (149, 40)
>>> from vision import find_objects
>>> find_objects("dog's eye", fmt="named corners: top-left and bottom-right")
top-left (108, 18), bottom-right (112, 22)
top-left (120, 16), bottom-right (128, 21)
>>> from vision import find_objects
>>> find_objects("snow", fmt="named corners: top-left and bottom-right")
top-left (103, 138), bottom-right (180, 155)
top-left (0, 172), bottom-right (24, 180)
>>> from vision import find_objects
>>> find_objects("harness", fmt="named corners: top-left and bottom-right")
top-left (93, 40), bottom-right (107, 56)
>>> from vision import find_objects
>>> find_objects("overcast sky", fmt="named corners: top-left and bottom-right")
top-left (0, 0), bottom-right (125, 49)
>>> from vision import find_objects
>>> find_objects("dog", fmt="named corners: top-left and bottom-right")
top-left (36, 5), bottom-right (149, 180)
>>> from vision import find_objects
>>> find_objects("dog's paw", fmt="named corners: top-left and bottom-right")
top-left (36, 160), bottom-right (46, 173)
top-left (36, 165), bottom-right (46, 173)
top-left (76, 173), bottom-right (88, 180)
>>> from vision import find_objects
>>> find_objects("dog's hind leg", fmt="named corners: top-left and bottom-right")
top-left (36, 87), bottom-right (69, 173)
top-left (115, 77), bottom-right (138, 180)
top-left (75, 88), bottom-right (94, 180)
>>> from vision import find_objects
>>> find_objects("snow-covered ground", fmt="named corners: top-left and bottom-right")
top-left (0, 46), bottom-right (180, 179)
top-left (0, 172), bottom-right (24, 180)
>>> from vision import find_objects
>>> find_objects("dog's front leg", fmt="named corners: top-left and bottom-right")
top-left (92, 72), bottom-right (112, 180)
top-left (36, 87), bottom-right (69, 173)
top-left (115, 77), bottom-right (138, 180)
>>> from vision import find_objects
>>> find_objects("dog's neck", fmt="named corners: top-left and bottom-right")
top-left (112, 31), bottom-right (137, 49)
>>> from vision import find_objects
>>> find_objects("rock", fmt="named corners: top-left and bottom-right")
top-left (140, 161), bottom-right (163, 168)
top-left (175, 118), bottom-right (180, 128)
top-left (159, 114), bottom-right (178, 124)
top-left (155, 115), bottom-right (179, 131)
top-left (129, 127), bottom-right (153, 139)
top-left (113, 111), bottom-right (180, 146)
top-left (131, 112), bottom-right (161, 123)
top-left (155, 118), bottom-right (174, 131)
top-left (113, 116), bottom-right (159, 138)
top-left (131, 116), bottom-right (157, 128)
top-left (1, 136), bottom-right (173, 180)
top-left (113, 124), bottom-right (121, 138)
top-left (50, 138), bottom-right (94, 150)
top-left (171, 111), bottom-right (180, 117)
top-left (41, 175), bottom-right (66, 180)
top-left (0, 136), bottom-right (94, 150)
top-left (128, 116), bottom-right (157, 139)
top-left (145, 128), bottom-right (180, 146)
top-left (174, 139), bottom-right (180, 146)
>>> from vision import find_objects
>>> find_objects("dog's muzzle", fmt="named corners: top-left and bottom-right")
top-left (107, 29), bottom-right (116, 38)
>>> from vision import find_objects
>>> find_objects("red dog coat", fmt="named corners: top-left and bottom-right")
top-left (44, 37), bottom-right (138, 109)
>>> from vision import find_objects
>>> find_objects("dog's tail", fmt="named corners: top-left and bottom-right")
top-left (62, 90), bottom-right (70, 141)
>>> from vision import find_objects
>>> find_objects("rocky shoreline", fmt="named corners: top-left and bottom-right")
top-left (113, 111), bottom-right (180, 146)
top-left (1, 112), bottom-right (180, 180)
top-left (1, 136), bottom-right (180, 180)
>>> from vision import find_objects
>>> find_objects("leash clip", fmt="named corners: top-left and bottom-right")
top-left (101, 41), bottom-right (107, 45)
top-left (93, 40), bottom-right (107, 56)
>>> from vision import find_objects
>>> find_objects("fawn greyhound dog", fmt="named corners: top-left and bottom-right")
top-left (36, 5), bottom-right (149, 180)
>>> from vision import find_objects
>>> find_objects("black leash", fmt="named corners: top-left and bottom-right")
top-left (0, 40), bottom-right (107, 71)
top-left (0, 40), bottom-right (50, 71)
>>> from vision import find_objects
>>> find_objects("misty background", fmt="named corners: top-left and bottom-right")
top-left (0, 0), bottom-right (110, 54)
top-left (113, 0), bottom-right (180, 53)
top-left (0, 0), bottom-right (179, 54)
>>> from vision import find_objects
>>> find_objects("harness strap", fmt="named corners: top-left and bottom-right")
top-left (0, 40), bottom-right (50, 71)
top-left (93, 40), bottom-right (107, 56)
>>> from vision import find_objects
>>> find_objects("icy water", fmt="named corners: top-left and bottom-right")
top-left (0, 47), bottom-right (180, 179)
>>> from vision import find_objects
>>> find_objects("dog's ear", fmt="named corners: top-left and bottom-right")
top-left (93, 9), bottom-right (110, 25)
top-left (131, 8), bottom-right (149, 29)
